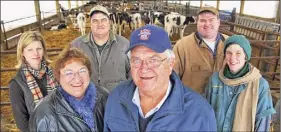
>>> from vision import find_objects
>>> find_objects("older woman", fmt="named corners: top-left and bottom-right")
top-left (205, 35), bottom-right (276, 131)
top-left (9, 31), bottom-right (58, 132)
top-left (29, 47), bottom-right (108, 132)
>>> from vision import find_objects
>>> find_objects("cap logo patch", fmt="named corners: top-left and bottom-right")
top-left (138, 29), bottom-right (151, 40)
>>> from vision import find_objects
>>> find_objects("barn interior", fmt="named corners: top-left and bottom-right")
top-left (0, 0), bottom-right (280, 131)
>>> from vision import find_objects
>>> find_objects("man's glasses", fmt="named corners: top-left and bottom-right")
top-left (130, 57), bottom-right (167, 68)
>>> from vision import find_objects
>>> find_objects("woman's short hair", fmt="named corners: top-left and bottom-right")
top-left (15, 31), bottom-right (50, 69)
top-left (53, 47), bottom-right (92, 81)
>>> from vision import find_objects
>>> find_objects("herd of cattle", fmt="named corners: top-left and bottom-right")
top-left (55, 2), bottom-right (196, 38)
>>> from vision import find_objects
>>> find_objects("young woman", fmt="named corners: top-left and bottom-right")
top-left (9, 31), bottom-right (58, 132)
top-left (205, 35), bottom-right (276, 131)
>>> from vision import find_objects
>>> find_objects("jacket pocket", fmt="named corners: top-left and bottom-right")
top-left (191, 65), bottom-right (212, 82)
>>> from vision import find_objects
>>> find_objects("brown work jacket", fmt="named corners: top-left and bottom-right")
top-left (173, 32), bottom-right (228, 93)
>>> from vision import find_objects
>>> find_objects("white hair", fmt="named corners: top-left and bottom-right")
top-left (127, 49), bottom-right (175, 60)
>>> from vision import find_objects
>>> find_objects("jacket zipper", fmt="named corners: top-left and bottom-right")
top-left (119, 100), bottom-right (172, 131)
top-left (93, 94), bottom-right (100, 131)
top-left (98, 50), bottom-right (103, 83)
top-left (201, 43), bottom-right (218, 72)
top-left (98, 41), bottom-right (111, 84)
top-left (119, 100), bottom-right (140, 132)
top-left (98, 44), bottom-right (106, 84)
top-left (146, 113), bottom-right (171, 131)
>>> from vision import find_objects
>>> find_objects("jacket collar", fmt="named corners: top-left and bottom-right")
top-left (53, 90), bottom-right (78, 116)
top-left (53, 85), bottom-right (104, 116)
top-left (194, 31), bottom-right (225, 47)
top-left (119, 71), bottom-right (185, 116)
top-left (219, 63), bottom-right (262, 86)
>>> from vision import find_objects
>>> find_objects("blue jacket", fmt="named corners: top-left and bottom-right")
top-left (104, 71), bottom-right (217, 131)
top-left (205, 72), bottom-right (275, 131)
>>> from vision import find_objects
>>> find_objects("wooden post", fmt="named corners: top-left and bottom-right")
top-left (273, 48), bottom-right (280, 80)
top-left (186, 1), bottom-right (190, 16)
top-left (276, 2), bottom-right (280, 23)
top-left (230, 8), bottom-right (236, 31)
top-left (55, 0), bottom-right (61, 20)
top-left (174, 1), bottom-right (176, 12)
top-left (261, 29), bottom-right (279, 73)
top-left (0, 22), bottom-right (4, 47)
top-left (240, 0), bottom-right (245, 16)
top-left (34, 0), bottom-right (42, 31)
top-left (68, 0), bottom-right (71, 9)
top-left (1, 21), bottom-right (8, 50)
top-left (216, 0), bottom-right (220, 10)
top-left (200, 0), bottom-right (203, 8)
top-left (154, 0), bottom-right (156, 10)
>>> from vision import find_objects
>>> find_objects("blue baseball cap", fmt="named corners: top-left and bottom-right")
top-left (125, 25), bottom-right (172, 53)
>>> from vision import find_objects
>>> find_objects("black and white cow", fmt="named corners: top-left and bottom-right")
top-left (59, 4), bottom-right (69, 18)
top-left (117, 12), bottom-right (132, 35)
top-left (109, 11), bottom-right (131, 35)
top-left (68, 8), bottom-right (79, 27)
top-left (165, 14), bottom-right (196, 38)
top-left (141, 11), bottom-right (152, 25)
top-left (50, 20), bottom-right (68, 31)
top-left (164, 13), bottom-right (177, 36)
top-left (130, 13), bottom-right (141, 30)
top-left (77, 12), bottom-right (86, 35)
top-left (109, 12), bottom-right (118, 34)
top-left (175, 15), bottom-right (196, 38)
top-left (153, 11), bottom-right (164, 25)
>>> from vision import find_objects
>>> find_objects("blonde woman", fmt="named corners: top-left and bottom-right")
top-left (9, 31), bottom-right (58, 132)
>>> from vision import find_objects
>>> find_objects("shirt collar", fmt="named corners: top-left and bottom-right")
top-left (195, 31), bottom-right (221, 46)
top-left (132, 81), bottom-right (172, 118)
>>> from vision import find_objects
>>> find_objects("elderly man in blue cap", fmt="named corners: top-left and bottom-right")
top-left (103, 25), bottom-right (217, 131)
